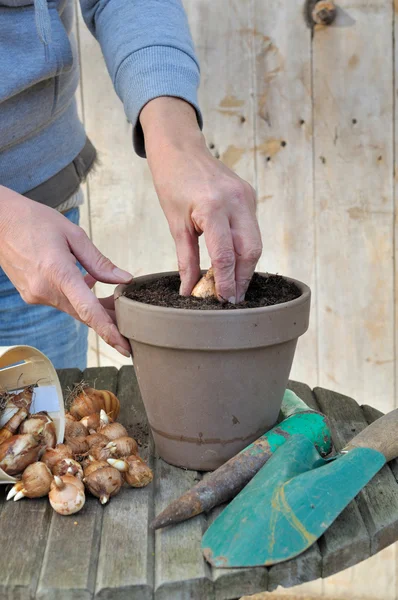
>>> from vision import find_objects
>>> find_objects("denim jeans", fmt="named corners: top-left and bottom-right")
top-left (0, 208), bottom-right (88, 370)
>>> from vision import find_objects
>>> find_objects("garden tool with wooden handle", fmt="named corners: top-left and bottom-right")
top-left (202, 407), bottom-right (398, 568)
top-left (151, 389), bottom-right (331, 529)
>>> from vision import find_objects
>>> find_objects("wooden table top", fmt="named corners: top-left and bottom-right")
top-left (0, 366), bottom-right (397, 600)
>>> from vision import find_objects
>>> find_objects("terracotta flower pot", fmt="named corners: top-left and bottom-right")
top-left (115, 272), bottom-right (311, 471)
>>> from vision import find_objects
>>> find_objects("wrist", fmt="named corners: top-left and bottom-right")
top-left (140, 97), bottom-right (206, 156)
top-left (0, 186), bottom-right (19, 234)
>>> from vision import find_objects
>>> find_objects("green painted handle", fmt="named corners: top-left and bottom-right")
top-left (343, 407), bottom-right (398, 462)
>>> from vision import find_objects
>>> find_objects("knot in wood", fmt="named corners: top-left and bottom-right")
top-left (312, 0), bottom-right (336, 25)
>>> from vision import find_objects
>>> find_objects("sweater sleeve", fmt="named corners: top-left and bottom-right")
top-left (79, 0), bottom-right (203, 157)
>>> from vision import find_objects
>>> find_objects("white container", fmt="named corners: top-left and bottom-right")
top-left (0, 346), bottom-right (65, 484)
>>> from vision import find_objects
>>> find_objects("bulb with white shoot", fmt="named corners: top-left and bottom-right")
top-left (7, 462), bottom-right (53, 501)
top-left (49, 475), bottom-right (85, 515)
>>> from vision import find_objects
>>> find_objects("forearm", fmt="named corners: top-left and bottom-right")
top-left (0, 186), bottom-right (28, 235)
top-left (80, 0), bottom-right (202, 157)
top-left (140, 97), bottom-right (205, 158)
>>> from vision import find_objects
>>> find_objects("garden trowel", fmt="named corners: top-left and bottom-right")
top-left (202, 407), bottom-right (398, 568)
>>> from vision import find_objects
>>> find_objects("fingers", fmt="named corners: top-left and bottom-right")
top-left (84, 281), bottom-right (117, 321)
top-left (231, 212), bottom-right (263, 303)
top-left (60, 266), bottom-right (131, 357)
top-left (173, 227), bottom-right (201, 296)
top-left (68, 227), bottom-right (133, 285)
top-left (84, 281), bottom-right (119, 330)
top-left (203, 216), bottom-right (236, 303)
top-left (84, 273), bottom-right (97, 289)
top-left (98, 294), bottom-right (116, 310)
top-left (98, 295), bottom-right (117, 323)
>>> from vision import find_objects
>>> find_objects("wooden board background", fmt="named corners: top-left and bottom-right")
top-left (74, 1), bottom-right (397, 598)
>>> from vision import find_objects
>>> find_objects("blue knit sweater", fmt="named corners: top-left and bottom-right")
top-left (0, 0), bottom-right (202, 196)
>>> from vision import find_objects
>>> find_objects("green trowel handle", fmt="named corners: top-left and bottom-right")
top-left (343, 407), bottom-right (398, 462)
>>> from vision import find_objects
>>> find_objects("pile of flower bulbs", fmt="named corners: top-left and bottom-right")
top-left (0, 384), bottom-right (153, 515)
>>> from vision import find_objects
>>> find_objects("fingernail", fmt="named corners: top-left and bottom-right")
top-left (228, 296), bottom-right (236, 304)
top-left (115, 345), bottom-right (131, 358)
top-left (113, 267), bottom-right (133, 282)
top-left (237, 294), bottom-right (245, 303)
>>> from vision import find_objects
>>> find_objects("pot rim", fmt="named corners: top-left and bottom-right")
top-left (114, 271), bottom-right (311, 316)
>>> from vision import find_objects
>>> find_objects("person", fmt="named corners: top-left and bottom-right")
top-left (0, 0), bottom-right (262, 369)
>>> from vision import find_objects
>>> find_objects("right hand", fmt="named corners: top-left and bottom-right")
top-left (0, 186), bottom-right (132, 357)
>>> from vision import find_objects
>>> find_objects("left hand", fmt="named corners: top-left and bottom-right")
top-left (140, 98), bottom-right (263, 303)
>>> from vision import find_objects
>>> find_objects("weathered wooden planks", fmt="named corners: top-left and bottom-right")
top-left (313, 0), bottom-right (395, 413)
top-left (289, 382), bottom-right (370, 579)
top-left (154, 462), bottom-right (213, 599)
top-left (267, 545), bottom-right (322, 593)
top-left (37, 368), bottom-right (117, 600)
top-left (287, 378), bottom-right (367, 582)
top-left (287, 380), bottom-right (367, 579)
top-left (57, 368), bottom-right (84, 399)
top-left (208, 502), bottom-right (268, 600)
top-left (253, 0), bottom-right (316, 388)
top-left (287, 380), bottom-right (321, 413)
top-left (361, 404), bottom-right (398, 483)
top-left (315, 388), bottom-right (398, 561)
top-left (0, 496), bottom-right (52, 600)
top-left (95, 366), bottom-right (154, 600)
top-left (2, 363), bottom-right (398, 599)
top-left (0, 369), bottom-right (83, 600)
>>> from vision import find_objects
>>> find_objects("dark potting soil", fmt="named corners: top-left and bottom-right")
top-left (124, 273), bottom-right (301, 310)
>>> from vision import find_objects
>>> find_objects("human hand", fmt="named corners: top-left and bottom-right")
top-left (0, 186), bottom-right (132, 357)
top-left (140, 98), bottom-right (262, 303)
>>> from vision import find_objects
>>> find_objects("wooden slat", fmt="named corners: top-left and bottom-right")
top-left (313, 387), bottom-right (371, 580)
top-left (360, 403), bottom-right (398, 600)
top-left (0, 497), bottom-right (52, 600)
top-left (313, 0), bottom-right (395, 414)
top-left (0, 369), bottom-right (82, 600)
top-left (287, 380), bottom-right (321, 413)
top-left (300, 385), bottom-right (370, 578)
top-left (318, 390), bottom-right (396, 594)
top-left (95, 366), bottom-right (154, 599)
top-left (57, 368), bottom-right (83, 400)
top-left (253, 0), bottom-right (317, 388)
top-left (286, 384), bottom-right (371, 580)
top-left (314, 388), bottom-right (398, 556)
top-left (318, 496), bottom-right (370, 579)
top-left (208, 503), bottom-right (268, 599)
top-left (267, 545), bottom-right (322, 593)
top-left (37, 368), bottom-right (117, 600)
top-left (361, 404), bottom-right (398, 483)
top-left (154, 461), bottom-right (213, 599)
top-left (310, 385), bottom-right (371, 579)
